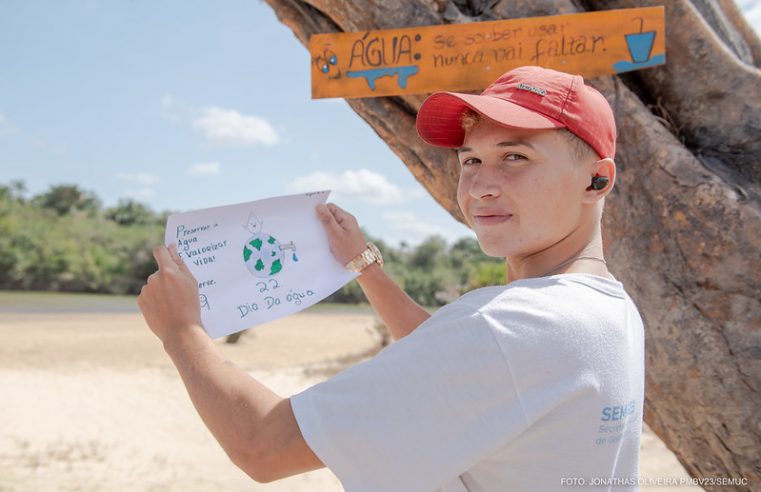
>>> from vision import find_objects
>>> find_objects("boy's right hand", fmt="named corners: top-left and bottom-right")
top-left (316, 203), bottom-right (368, 266)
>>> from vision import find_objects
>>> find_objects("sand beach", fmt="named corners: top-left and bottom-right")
top-left (0, 294), bottom-right (700, 491)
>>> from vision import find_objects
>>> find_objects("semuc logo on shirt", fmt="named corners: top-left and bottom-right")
top-left (595, 399), bottom-right (637, 446)
top-left (601, 399), bottom-right (636, 421)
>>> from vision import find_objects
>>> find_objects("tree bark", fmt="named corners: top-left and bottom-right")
top-left (263, 0), bottom-right (761, 489)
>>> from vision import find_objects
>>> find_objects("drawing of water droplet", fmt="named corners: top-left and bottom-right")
top-left (292, 253), bottom-right (299, 262)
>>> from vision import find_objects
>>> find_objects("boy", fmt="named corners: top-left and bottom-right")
top-left (138, 65), bottom-right (645, 491)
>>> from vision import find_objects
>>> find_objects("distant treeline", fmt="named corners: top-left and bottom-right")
top-left (0, 180), bottom-right (504, 306)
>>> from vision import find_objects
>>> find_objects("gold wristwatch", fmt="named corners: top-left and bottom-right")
top-left (345, 242), bottom-right (383, 273)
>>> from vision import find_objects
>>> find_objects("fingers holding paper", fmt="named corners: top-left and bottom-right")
top-left (316, 202), bottom-right (367, 265)
top-left (137, 244), bottom-right (203, 343)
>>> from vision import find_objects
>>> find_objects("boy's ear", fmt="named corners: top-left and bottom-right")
top-left (582, 158), bottom-right (616, 203)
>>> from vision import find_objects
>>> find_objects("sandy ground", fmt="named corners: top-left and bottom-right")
top-left (0, 308), bottom-right (700, 491)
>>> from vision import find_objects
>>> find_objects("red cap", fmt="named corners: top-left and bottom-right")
top-left (415, 65), bottom-right (616, 159)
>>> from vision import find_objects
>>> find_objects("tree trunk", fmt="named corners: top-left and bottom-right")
top-left (263, 0), bottom-right (761, 489)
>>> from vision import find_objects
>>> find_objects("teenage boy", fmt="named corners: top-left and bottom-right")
top-left (138, 65), bottom-right (645, 492)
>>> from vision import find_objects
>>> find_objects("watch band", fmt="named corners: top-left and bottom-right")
top-left (345, 242), bottom-right (383, 272)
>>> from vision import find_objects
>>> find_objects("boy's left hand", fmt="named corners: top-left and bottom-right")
top-left (137, 244), bottom-right (203, 344)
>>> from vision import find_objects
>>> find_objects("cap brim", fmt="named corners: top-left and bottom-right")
top-left (416, 92), bottom-right (564, 148)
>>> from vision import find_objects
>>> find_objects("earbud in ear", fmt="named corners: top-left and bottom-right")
top-left (588, 175), bottom-right (609, 191)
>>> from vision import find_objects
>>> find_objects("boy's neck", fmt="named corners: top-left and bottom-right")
top-left (505, 216), bottom-right (608, 283)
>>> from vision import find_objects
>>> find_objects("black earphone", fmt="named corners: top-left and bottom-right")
top-left (588, 175), bottom-right (609, 191)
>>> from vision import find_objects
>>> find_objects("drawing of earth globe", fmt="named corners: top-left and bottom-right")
top-left (243, 233), bottom-right (284, 278)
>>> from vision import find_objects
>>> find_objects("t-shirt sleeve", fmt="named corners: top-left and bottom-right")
top-left (289, 310), bottom-right (529, 492)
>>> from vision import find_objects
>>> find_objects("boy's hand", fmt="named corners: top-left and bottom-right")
top-left (137, 244), bottom-right (203, 344)
top-left (316, 203), bottom-right (367, 265)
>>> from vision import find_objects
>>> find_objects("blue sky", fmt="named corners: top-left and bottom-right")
top-left (1, 1), bottom-right (759, 247)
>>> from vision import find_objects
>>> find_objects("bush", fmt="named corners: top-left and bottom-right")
top-left (0, 180), bottom-right (506, 302)
top-left (0, 181), bottom-right (165, 294)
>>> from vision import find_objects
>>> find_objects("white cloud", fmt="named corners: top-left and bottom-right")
top-left (117, 172), bottom-right (160, 186)
top-left (0, 114), bottom-right (63, 150)
top-left (187, 161), bottom-right (221, 176)
top-left (192, 106), bottom-right (279, 146)
top-left (161, 94), bottom-right (174, 110)
top-left (123, 187), bottom-right (156, 200)
top-left (381, 210), bottom-right (453, 245)
top-left (117, 172), bottom-right (159, 201)
top-left (288, 168), bottom-right (404, 204)
top-left (0, 112), bottom-right (16, 137)
top-left (159, 93), bottom-right (190, 122)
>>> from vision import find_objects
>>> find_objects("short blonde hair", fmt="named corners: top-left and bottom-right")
top-left (460, 109), bottom-right (597, 164)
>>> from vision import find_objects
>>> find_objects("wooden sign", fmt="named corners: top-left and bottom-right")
top-left (310, 6), bottom-right (665, 99)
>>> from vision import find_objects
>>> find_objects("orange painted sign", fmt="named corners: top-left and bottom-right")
top-left (310, 6), bottom-right (665, 99)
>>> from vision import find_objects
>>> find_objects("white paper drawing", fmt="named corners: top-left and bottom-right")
top-left (164, 190), bottom-right (358, 339)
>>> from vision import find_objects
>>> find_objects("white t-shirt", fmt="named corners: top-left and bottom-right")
top-left (290, 273), bottom-right (645, 492)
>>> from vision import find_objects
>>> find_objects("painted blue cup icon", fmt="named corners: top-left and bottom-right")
top-left (625, 30), bottom-right (655, 63)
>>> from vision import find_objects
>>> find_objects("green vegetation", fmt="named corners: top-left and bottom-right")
top-left (0, 180), bottom-right (166, 294)
top-left (0, 180), bottom-right (505, 305)
top-left (325, 234), bottom-right (506, 306)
